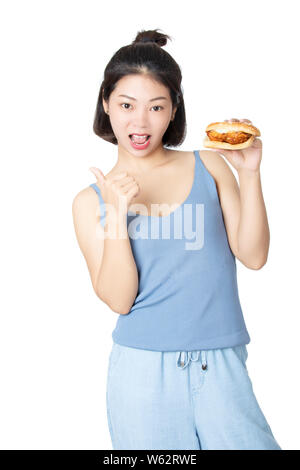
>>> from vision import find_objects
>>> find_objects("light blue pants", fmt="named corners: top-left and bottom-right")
top-left (106, 342), bottom-right (281, 450)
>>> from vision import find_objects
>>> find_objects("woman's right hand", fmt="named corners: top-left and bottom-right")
top-left (89, 167), bottom-right (140, 219)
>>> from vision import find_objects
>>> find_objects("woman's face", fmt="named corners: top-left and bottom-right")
top-left (103, 74), bottom-right (177, 154)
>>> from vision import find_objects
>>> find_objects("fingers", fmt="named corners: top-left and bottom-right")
top-left (116, 175), bottom-right (135, 187)
top-left (252, 137), bottom-right (262, 147)
top-left (111, 172), bottom-right (127, 181)
top-left (89, 167), bottom-right (105, 184)
top-left (224, 118), bottom-right (252, 124)
top-left (112, 174), bottom-right (140, 195)
top-left (126, 183), bottom-right (140, 197)
top-left (123, 181), bottom-right (140, 194)
top-left (89, 168), bottom-right (128, 186)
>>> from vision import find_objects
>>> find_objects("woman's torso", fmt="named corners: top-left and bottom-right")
top-left (89, 149), bottom-right (251, 351)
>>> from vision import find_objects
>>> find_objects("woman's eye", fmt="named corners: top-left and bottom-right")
top-left (120, 103), bottom-right (163, 111)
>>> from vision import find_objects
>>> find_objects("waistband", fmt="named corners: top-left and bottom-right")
top-left (176, 350), bottom-right (207, 370)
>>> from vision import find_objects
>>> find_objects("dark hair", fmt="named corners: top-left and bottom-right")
top-left (93, 29), bottom-right (186, 147)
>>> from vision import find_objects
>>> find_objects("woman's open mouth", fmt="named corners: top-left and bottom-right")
top-left (129, 134), bottom-right (151, 149)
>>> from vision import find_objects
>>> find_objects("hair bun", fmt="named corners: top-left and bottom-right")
top-left (132, 29), bottom-right (171, 47)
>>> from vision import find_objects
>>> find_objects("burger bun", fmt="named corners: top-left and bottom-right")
top-left (203, 121), bottom-right (260, 150)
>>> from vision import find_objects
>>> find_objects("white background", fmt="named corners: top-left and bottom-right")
top-left (0, 0), bottom-right (299, 450)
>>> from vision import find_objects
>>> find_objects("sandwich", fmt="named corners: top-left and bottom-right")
top-left (203, 120), bottom-right (261, 150)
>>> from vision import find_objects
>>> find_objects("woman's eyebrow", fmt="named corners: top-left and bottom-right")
top-left (118, 94), bottom-right (167, 102)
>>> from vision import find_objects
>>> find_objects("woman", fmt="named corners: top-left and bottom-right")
top-left (72, 29), bottom-right (281, 450)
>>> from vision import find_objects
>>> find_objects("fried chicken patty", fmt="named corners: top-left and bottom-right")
top-left (206, 130), bottom-right (252, 145)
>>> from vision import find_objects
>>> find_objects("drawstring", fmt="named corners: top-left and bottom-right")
top-left (201, 350), bottom-right (207, 370)
top-left (176, 350), bottom-right (207, 370)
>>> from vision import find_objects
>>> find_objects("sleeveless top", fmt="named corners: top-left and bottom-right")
top-left (90, 150), bottom-right (250, 351)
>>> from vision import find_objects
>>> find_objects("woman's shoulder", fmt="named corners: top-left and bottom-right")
top-left (196, 149), bottom-right (241, 215)
top-left (73, 184), bottom-right (99, 202)
top-left (196, 149), bottom-right (237, 188)
top-left (72, 185), bottom-right (101, 219)
top-left (173, 148), bottom-right (221, 185)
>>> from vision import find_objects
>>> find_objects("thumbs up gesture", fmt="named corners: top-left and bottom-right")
top-left (89, 167), bottom-right (140, 218)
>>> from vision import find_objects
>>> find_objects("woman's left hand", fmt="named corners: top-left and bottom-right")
top-left (212, 118), bottom-right (262, 173)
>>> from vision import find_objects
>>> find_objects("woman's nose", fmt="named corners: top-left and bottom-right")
top-left (132, 108), bottom-right (150, 125)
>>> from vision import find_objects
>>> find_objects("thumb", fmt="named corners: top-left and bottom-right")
top-left (89, 167), bottom-right (105, 185)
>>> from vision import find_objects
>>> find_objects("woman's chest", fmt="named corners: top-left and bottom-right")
top-left (128, 152), bottom-right (195, 217)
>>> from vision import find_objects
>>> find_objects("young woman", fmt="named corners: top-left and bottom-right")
top-left (72, 29), bottom-right (281, 450)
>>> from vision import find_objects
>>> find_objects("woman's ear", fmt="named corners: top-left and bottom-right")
top-left (102, 97), bottom-right (108, 114)
top-left (102, 90), bottom-right (108, 113)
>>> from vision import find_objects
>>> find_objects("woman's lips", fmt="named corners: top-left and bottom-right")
top-left (129, 135), bottom-right (151, 149)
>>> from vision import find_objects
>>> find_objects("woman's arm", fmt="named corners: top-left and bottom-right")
top-left (237, 169), bottom-right (269, 268)
top-left (205, 122), bottom-right (269, 270)
top-left (97, 210), bottom-right (139, 315)
top-left (72, 187), bottom-right (138, 315)
top-left (203, 151), bottom-right (268, 269)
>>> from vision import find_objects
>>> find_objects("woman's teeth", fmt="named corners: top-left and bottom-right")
top-left (130, 134), bottom-right (150, 144)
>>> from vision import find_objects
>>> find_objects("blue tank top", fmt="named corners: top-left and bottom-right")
top-left (90, 150), bottom-right (250, 351)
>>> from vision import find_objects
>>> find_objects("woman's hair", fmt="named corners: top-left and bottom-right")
top-left (93, 29), bottom-right (186, 147)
